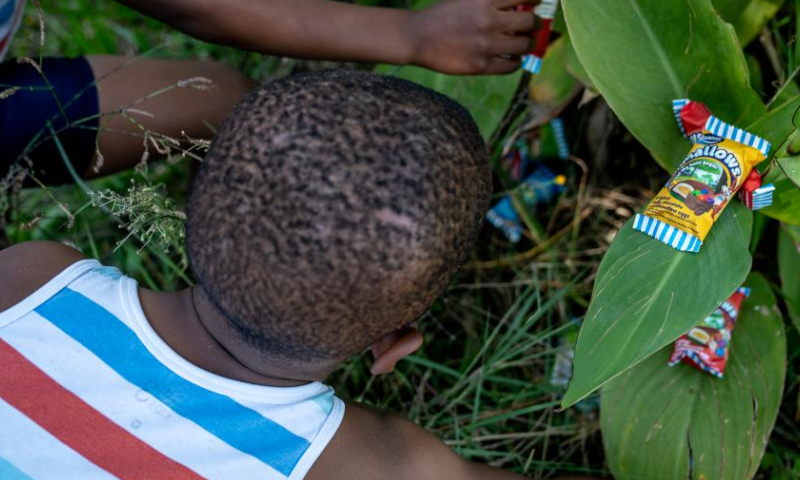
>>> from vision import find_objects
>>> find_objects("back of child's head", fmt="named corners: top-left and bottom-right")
top-left (185, 70), bottom-right (490, 364)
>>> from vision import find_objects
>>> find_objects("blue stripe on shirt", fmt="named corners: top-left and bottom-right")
top-left (0, 456), bottom-right (34, 480)
top-left (35, 288), bottom-right (311, 477)
top-left (0, 0), bottom-right (16, 26)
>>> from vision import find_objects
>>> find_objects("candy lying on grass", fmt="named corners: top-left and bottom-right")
top-left (516, 0), bottom-right (558, 74)
top-left (550, 319), bottom-right (599, 418)
top-left (668, 286), bottom-right (750, 378)
top-left (487, 120), bottom-right (569, 243)
top-left (486, 165), bottom-right (566, 242)
top-left (503, 118), bottom-right (568, 181)
top-left (633, 99), bottom-right (775, 253)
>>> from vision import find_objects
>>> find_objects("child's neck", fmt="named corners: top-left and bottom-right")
top-left (137, 287), bottom-right (329, 387)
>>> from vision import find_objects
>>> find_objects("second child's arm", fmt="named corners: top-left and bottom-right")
top-left (307, 402), bottom-right (592, 480)
top-left (115, 0), bottom-right (539, 75)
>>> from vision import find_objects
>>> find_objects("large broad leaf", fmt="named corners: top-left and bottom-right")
top-left (560, 2), bottom-right (800, 407)
top-left (601, 273), bottom-right (786, 480)
top-left (778, 227), bottom-right (800, 333)
top-left (375, 64), bottom-right (522, 140)
top-left (561, 203), bottom-right (753, 407)
top-left (561, 0), bottom-right (766, 171)
top-left (711, 0), bottom-right (786, 46)
top-left (563, 36), bottom-right (592, 88)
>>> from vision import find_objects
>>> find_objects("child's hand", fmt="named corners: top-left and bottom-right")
top-left (410, 0), bottom-right (541, 75)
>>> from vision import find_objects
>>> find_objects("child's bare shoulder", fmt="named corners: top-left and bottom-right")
top-left (0, 241), bottom-right (86, 312)
top-left (306, 402), bottom-right (482, 480)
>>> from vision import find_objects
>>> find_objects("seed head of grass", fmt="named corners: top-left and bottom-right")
top-left (91, 180), bottom-right (186, 258)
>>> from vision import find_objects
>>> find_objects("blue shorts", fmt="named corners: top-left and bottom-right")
top-left (0, 56), bottom-right (98, 185)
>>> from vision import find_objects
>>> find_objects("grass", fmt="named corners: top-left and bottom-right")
top-left (4, 0), bottom-right (800, 479)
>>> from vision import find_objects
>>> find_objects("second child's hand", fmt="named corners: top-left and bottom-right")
top-left (410, 0), bottom-right (542, 74)
top-left (116, 0), bottom-right (541, 76)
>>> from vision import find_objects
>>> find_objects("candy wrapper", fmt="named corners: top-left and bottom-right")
top-left (487, 196), bottom-right (523, 243)
top-left (486, 164), bottom-right (566, 242)
top-left (503, 138), bottom-right (533, 181)
top-left (503, 118), bottom-right (569, 180)
top-left (551, 117), bottom-right (569, 160)
top-left (633, 100), bottom-right (772, 252)
top-left (738, 169), bottom-right (775, 210)
top-left (668, 287), bottom-right (750, 378)
top-left (551, 319), bottom-right (599, 417)
top-left (517, 0), bottom-right (558, 74)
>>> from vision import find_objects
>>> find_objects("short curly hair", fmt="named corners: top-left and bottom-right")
top-left (185, 70), bottom-right (490, 362)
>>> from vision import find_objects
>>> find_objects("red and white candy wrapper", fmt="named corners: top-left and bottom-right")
top-left (518, 0), bottom-right (558, 74)
top-left (668, 287), bottom-right (750, 378)
top-left (738, 169), bottom-right (775, 210)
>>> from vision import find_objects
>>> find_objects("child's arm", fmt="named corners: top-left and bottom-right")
top-left (84, 56), bottom-right (253, 178)
top-left (0, 241), bottom-right (86, 313)
top-left (307, 402), bottom-right (589, 480)
top-left (115, 0), bottom-right (539, 75)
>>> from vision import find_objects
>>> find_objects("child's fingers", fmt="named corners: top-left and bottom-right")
top-left (491, 0), bottom-right (541, 10)
top-left (483, 56), bottom-right (521, 74)
top-left (490, 36), bottom-right (532, 56)
top-left (496, 10), bottom-right (539, 33)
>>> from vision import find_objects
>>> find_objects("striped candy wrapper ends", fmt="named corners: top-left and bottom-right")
top-left (738, 169), bottom-right (775, 210)
top-left (521, 0), bottom-right (558, 74)
top-left (521, 54), bottom-right (543, 74)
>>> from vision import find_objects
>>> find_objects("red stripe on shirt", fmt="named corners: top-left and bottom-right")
top-left (0, 339), bottom-right (207, 480)
top-left (0, 31), bottom-right (10, 53)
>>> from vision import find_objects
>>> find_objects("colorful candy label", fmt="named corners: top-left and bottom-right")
top-left (633, 100), bottom-right (770, 252)
top-left (668, 287), bottom-right (750, 378)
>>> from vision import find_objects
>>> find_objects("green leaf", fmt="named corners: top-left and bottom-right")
top-left (744, 96), bottom-right (800, 226)
top-left (374, 65), bottom-right (522, 140)
top-left (601, 273), bottom-right (786, 480)
top-left (767, 98), bottom-right (800, 189)
top-left (561, 202), bottom-right (753, 408)
top-left (745, 97), bottom-right (800, 224)
top-left (760, 172), bottom-right (800, 225)
top-left (561, 0), bottom-right (766, 171)
top-left (747, 94), bottom-right (800, 142)
top-left (750, 95), bottom-right (800, 190)
top-left (785, 223), bottom-right (800, 243)
top-left (778, 152), bottom-right (800, 188)
top-left (530, 36), bottom-right (581, 112)
top-left (560, 0), bottom-right (799, 408)
top-left (746, 54), bottom-right (765, 97)
top-left (563, 35), bottom-right (593, 88)
top-left (778, 227), bottom-right (800, 333)
top-left (711, 0), bottom-right (786, 46)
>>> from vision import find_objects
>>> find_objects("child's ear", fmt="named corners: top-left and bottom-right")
top-left (370, 325), bottom-right (423, 375)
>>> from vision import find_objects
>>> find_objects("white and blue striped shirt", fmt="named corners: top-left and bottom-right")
top-left (0, 259), bottom-right (344, 480)
top-left (0, 0), bottom-right (24, 61)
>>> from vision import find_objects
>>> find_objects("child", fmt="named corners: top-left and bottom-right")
top-left (0, 71), bottom-right (588, 480)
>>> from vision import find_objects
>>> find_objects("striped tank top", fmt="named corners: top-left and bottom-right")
top-left (0, 259), bottom-right (345, 480)
top-left (0, 0), bottom-right (24, 61)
